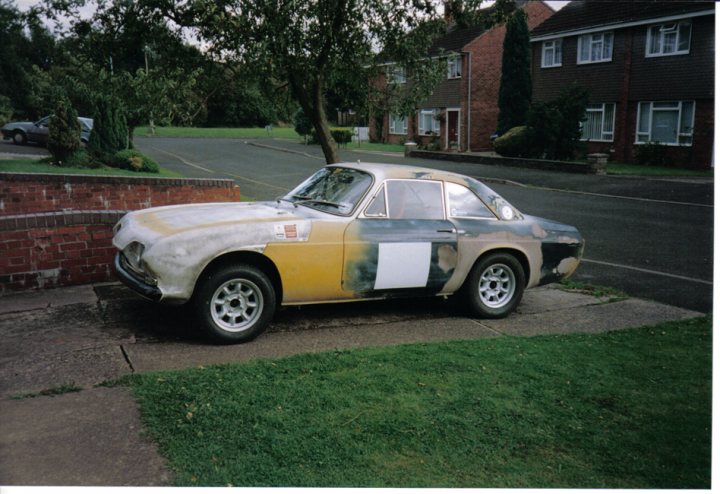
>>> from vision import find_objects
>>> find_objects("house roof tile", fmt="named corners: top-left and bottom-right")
top-left (531, 0), bottom-right (714, 38)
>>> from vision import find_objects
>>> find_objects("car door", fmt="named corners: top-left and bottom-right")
top-left (28, 117), bottom-right (50, 145)
top-left (342, 179), bottom-right (458, 297)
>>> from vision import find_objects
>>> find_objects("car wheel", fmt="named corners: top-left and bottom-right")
top-left (12, 131), bottom-right (26, 145)
top-left (465, 253), bottom-right (525, 318)
top-left (194, 264), bottom-right (276, 343)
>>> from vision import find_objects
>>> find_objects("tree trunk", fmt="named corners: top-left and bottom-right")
top-left (292, 73), bottom-right (340, 164)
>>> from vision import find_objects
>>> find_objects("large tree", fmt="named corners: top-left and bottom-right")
top-left (139, 0), bottom-right (470, 164)
top-left (496, 7), bottom-right (531, 137)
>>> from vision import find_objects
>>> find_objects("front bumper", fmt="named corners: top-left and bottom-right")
top-left (114, 252), bottom-right (162, 301)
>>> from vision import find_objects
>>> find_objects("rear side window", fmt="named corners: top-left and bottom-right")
top-left (446, 182), bottom-right (495, 219)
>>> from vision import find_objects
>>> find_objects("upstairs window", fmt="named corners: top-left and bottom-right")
top-left (636, 101), bottom-right (695, 146)
top-left (581, 103), bottom-right (615, 142)
top-left (389, 114), bottom-right (407, 135)
top-left (447, 55), bottom-right (462, 79)
top-left (577, 32), bottom-right (613, 64)
top-left (387, 65), bottom-right (406, 84)
top-left (646, 21), bottom-right (691, 57)
top-left (541, 39), bottom-right (562, 68)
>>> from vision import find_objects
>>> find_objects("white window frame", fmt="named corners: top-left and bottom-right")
top-left (581, 103), bottom-right (615, 142)
top-left (447, 55), bottom-right (462, 79)
top-left (646, 20), bottom-right (692, 57)
top-left (635, 101), bottom-right (695, 146)
top-left (541, 39), bottom-right (562, 68)
top-left (389, 113), bottom-right (408, 135)
top-left (387, 65), bottom-right (406, 84)
top-left (417, 109), bottom-right (440, 135)
top-left (577, 31), bottom-right (614, 64)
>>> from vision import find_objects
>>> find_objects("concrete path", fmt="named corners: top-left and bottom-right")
top-left (0, 282), bottom-right (704, 486)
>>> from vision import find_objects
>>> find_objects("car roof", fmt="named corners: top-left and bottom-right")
top-left (332, 161), bottom-right (472, 185)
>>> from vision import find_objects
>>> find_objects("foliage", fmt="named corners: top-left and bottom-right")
top-left (110, 149), bottom-right (159, 173)
top-left (125, 317), bottom-right (711, 488)
top-left (497, 8), bottom-right (531, 136)
top-left (526, 83), bottom-right (590, 160)
top-left (293, 108), bottom-right (314, 142)
top-left (48, 98), bottom-right (81, 165)
top-left (87, 94), bottom-right (128, 159)
top-left (634, 142), bottom-right (672, 167)
top-left (330, 129), bottom-right (352, 147)
top-left (493, 125), bottom-right (530, 157)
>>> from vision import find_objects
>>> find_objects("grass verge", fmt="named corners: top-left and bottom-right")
top-left (13, 383), bottom-right (83, 400)
top-left (607, 162), bottom-right (713, 177)
top-left (124, 317), bottom-right (711, 488)
top-left (135, 126), bottom-right (301, 140)
top-left (0, 158), bottom-right (181, 177)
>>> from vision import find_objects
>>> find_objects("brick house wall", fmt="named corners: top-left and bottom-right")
top-left (531, 8), bottom-right (714, 168)
top-left (370, 1), bottom-right (555, 152)
top-left (0, 173), bottom-right (241, 293)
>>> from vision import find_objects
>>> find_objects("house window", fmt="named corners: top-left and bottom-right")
top-left (447, 55), bottom-right (462, 79)
top-left (541, 39), bottom-right (562, 68)
top-left (418, 109), bottom-right (440, 135)
top-left (389, 113), bottom-right (407, 135)
top-left (577, 32), bottom-right (613, 64)
top-left (581, 103), bottom-right (615, 142)
top-left (387, 65), bottom-right (406, 84)
top-left (636, 101), bottom-right (695, 146)
top-left (646, 21), bottom-right (691, 57)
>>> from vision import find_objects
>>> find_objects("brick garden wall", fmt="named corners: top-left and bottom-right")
top-left (0, 173), bottom-right (241, 294)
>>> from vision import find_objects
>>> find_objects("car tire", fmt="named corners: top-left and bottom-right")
top-left (465, 253), bottom-right (525, 319)
top-left (12, 131), bottom-right (26, 145)
top-left (193, 264), bottom-right (276, 344)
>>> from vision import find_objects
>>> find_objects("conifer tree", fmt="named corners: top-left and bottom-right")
top-left (48, 98), bottom-right (81, 165)
top-left (497, 9), bottom-right (531, 137)
top-left (87, 94), bottom-right (128, 160)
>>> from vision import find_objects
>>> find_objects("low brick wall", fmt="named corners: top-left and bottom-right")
top-left (0, 173), bottom-right (241, 294)
top-left (1, 172), bottom-right (240, 215)
top-left (408, 150), bottom-right (603, 174)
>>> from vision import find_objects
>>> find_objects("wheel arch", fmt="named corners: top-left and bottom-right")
top-left (194, 250), bottom-right (283, 303)
top-left (469, 248), bottom-right (531, 288)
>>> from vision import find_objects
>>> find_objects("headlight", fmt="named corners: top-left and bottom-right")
top-left (123, 241), bottom-right (145, 269)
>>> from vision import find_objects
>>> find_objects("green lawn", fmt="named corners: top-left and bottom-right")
top-left (607, 162), bottom-right (713, 177)
top-left (135, 126), bottom-right (301, 140)
top-left (124, 317), bottom-right (711, 488)
top-left (0, 158), bottom-right (181, 177)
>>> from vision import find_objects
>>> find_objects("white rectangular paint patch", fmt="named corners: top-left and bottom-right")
top-left (374, 242), bottom-right (431, 290)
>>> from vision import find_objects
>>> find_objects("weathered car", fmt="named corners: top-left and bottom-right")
top-left (1, 116), bottom-right (93, 145)
top-left (113, 163), bottom-right (584, 343)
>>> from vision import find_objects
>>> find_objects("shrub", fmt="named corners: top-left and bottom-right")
top-left (110, 149), bottom-right (159, 173)
top-left (493, 126), bottom-right (530, 157)
top-left (331, 129), bottom-right (352, 147)
top-left (48, 98), bottom-right (81, 165)
top-left (87, 94), bottom-right (128, 160)
top-left (634, 142), bottom-right (672, 167)
top-left (293, 108), bottom-right (313, 143)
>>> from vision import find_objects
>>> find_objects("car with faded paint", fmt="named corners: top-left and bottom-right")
top-left (1, 116), bottom-right (93, 145)
top-left (112, 163), bottom-right (584, 343)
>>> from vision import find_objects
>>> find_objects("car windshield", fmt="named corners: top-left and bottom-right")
top-left (283, 167), bottom-right (373, 216)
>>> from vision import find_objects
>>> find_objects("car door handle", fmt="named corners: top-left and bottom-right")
top-left (437, 228), bottom-right (456, 233)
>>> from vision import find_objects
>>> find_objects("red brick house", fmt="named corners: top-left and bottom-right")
top-left (371, 0), bottom-right (555, 152)
top-left (530, 1), bottom-right (715, 168)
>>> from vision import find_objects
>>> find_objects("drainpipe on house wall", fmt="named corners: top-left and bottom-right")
top-left (465, 51), bottom-right (472, 152)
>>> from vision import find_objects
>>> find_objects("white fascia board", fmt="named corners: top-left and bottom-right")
top-left (530, 9), bottom-right (715, 42)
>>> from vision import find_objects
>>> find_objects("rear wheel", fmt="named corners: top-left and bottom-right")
top-left (465, 253), bottom-right (525, 318)
top-left (193, 264), bottom-right (276, 343)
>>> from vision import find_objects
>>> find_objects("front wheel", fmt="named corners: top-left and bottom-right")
top-left (12, 131), bottom-right (26, 145)
top-left (193, 264), bottom-right (276, 343)
top-left (465, 253), bottom-right (525, 318)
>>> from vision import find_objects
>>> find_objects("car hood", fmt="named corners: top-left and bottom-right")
top-left (115, 201), bottom-right (304, 240)
top-left (1, 121), bottom-right (33, 130)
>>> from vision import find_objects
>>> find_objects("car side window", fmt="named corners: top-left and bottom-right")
top-left (365, 187), bottom-right (387, 217)
top-left (446, 182), bottom-right (496, 219)
top-left (385, 180), bottom-right (444, 220)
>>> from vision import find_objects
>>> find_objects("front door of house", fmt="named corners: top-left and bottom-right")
top-left (447, 110), bottom-right (459, 149)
